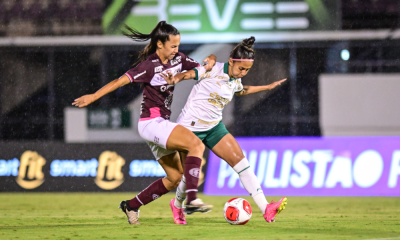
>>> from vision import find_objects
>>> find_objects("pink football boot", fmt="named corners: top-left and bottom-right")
top-left (264, 197), bottom-right (287, 223)
top-left (170, 199), bottom-right (187, 225)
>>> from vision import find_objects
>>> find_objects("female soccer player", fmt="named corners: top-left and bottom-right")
top-left (161, 36), bottom-right (287, 224)
top-left (72, 21), bottom-right (215, 225)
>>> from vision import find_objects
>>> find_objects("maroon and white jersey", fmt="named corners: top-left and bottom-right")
top-left (124, 52), bottom-right (199, 120)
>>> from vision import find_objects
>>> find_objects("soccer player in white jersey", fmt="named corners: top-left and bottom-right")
top-left (161, 37), bottom-right (287, 224)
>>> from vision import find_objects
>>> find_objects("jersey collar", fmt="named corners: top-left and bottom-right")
top-left (224, 62), bottom-right (237, 82)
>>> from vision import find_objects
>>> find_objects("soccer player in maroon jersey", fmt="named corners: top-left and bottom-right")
top-left (72, 21), bottom-right (216, 225)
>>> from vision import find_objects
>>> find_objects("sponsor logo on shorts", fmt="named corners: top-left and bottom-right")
top-left (134, 70), bottom-right (146, 79)
top-left (152, 194), bottom-right (160, 200)
top-left (191, 121), bottom-right (195, 126)
top-left (189, 168), bottom-right (200, 178)
top-left (154, 136), bottom-right (159, 144)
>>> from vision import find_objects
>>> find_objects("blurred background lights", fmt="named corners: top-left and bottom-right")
top-left (341, 49), bottom-right (350, 61)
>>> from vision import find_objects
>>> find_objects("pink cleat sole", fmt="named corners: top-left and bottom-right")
top-left (264, 197), bottom-right (287, 223)
top-left (170, 198), bottom-right (187, 225)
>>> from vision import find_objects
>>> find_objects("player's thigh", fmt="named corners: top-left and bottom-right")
top-left (166, 125), bottom-right (204, 153)
top-left (211, 133), bottom-right (245, 167)
top-left (158, 152), bottom-right (183, 182)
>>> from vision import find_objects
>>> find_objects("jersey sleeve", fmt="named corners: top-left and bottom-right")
top-left (124, 62), bottom-right (154, 83)
top-left (192, 65), bottom-right (207, 81)
top-left (235, 79), bottom-right (244, 93)
top-left (180, 53), bottom-right (200, 71)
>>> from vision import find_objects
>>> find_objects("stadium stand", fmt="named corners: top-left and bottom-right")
top-left (0, 0), bottom-right (103, 36)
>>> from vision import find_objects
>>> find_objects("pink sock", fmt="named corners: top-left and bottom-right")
top-left (129, 178), bottom-right (169, 209)
top-left (184, 156), bottom-right (202, 203)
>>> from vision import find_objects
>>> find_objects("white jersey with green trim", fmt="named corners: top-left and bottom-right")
top-left (177, 62), bottom-right (244, 132)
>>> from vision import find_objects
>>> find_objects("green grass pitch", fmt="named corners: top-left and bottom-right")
top-left (1, 193), bottom-right (399, 240)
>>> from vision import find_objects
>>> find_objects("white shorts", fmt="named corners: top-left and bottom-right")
top-left (138, 117), bottom-right (178, 160)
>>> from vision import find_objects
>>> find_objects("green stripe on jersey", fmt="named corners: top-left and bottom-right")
top-left (193, 68), bottom-right (199, 80)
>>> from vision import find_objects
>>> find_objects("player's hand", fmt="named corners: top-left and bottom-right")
top-left (72, 94), bottom-right (95, 108)
top-left (268, 78), bottom-right (287, 90)
top-left (203, 54), bottom-right (216, 71)
top-left (160, 71), bottom-right (177, 85)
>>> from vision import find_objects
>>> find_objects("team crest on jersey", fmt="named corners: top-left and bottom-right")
top-left (154, 66), bottom-right (163, 73)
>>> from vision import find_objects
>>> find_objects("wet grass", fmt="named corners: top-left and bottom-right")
top-left (0, 193), bottom-right (399, 240)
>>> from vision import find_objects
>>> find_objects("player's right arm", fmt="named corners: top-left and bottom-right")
top-left (160, 70), bottom-right (196, 85)
top-left (72, 75), bottom-right (130, 108)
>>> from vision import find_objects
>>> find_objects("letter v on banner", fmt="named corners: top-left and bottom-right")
top-left (205, 0), bottom-right (239, 30)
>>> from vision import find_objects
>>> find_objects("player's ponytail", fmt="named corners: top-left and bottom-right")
top-left (123, 21), bottom-right (180, 65)
top-left (230, 36), bottom-right (256, 60)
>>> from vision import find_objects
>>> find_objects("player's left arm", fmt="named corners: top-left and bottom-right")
top-left (235, 78), bottom-right (287, 96)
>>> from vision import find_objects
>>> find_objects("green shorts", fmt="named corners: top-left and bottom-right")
top-left (193, 121), bottom-right (229, 149)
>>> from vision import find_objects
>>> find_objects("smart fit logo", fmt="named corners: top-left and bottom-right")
top-left (16, 151), bottom-right (46, 189)
top-left (94, 151), bottom-right (125, 190)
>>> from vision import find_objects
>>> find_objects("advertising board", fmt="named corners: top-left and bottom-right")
top-left (0, 142), bottom-right (207, 192)
top-left (204, 137), bottom-right (400, 196)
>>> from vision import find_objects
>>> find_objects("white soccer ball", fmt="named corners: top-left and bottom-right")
top-left (223, 198), bottom-right (252, 225)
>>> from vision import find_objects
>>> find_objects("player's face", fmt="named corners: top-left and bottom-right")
top-left (157, 34), bottom-right (181, 61)
top-left (229, 60), bottom-right (253, 78)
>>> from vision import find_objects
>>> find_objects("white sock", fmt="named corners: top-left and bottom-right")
top-left (233, 158), bottom-right (269, 214)
top-left (174, 175), bottom-right (186, 209)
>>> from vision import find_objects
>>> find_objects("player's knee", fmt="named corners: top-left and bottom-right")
top-left (190, 137), bottom-right (205, 155)
top-left (169, 174), bottom-right (182, 189)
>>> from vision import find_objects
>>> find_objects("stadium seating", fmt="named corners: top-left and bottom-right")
top-left (0, 0), bottom-right (103, 36)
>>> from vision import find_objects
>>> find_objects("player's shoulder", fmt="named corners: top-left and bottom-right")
top-left (131, 53), bottom-right (162, 72)
top-left (176, 52), bottom-right (198, 65)
top-left (214, 62), bottom-right (225, 71)
top-left (143, 53), bottom-right (163, 66)
top-left (207, 62), bottom-right (225, 74)
top-left (175, 52), bottom-right (186, 58)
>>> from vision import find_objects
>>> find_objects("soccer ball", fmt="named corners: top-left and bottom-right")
top-left (223, 198), bottom-right (252, 225)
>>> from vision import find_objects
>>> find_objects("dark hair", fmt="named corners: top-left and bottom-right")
top-left (230, 36), bottom-right (256, 60)
top-left (123, 21), bottom-right (180, 65)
